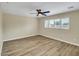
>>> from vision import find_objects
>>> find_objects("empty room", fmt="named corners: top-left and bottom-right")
top-left (0, 2), bottom-right (79, 56)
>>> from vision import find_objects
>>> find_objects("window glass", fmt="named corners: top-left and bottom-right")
top-left (49, 20), bottom-right (55, 28)
top-left (61, 18), bottom-right (69, 29)
top-left (54, 19), bottom-right (61, 28)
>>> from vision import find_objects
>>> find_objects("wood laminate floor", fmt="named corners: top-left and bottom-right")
top-left (1, 35), bottom-right (79, 56)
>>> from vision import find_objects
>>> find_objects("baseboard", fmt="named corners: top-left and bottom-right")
top-left (0, 42), bottom-right (3, 56)
top-left (0, 41), bottom-right (3, 56)
top-left (40, 34), bottom-right (79, 47)
top-left (3, 34), bottom-right (79, 47)
top-left (3, 34), bottom-right (38, 42)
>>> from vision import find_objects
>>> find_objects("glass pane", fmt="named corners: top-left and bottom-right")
top-left (61, 18), bottom-right (69, 29)
top-left (49, 20), bottom-right (55, 28)
top-left (54, 19), bottom-right (61, 28)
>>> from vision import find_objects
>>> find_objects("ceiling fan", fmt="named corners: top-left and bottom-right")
top-left (30, 9), bottom-right (50, 16)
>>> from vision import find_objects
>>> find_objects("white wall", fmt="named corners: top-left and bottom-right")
top-left (38, 10), bottom-right (79, 46)
top-left (0, 11), bottom-right (3, 55)
top-left (3, 13), bottom-right (38, 41)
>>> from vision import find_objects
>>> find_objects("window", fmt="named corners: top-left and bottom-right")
top-left (44, 17), bottom-right (70, 29)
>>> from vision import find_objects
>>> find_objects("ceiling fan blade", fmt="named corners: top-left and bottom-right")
top-left (42, 13), bottom-right (47, 16)
top-left (43, 11), bottom-right (50, 13)
top-left (37, 13), bottom-right (39, 16)
top-left (40, 13), bottom-right (47, 16)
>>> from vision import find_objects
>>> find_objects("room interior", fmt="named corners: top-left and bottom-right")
top-left (0, 2), bottom-right (79, 56)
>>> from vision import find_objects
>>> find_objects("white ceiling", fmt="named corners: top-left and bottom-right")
top-left (0, 2), bottom-right (79, 17)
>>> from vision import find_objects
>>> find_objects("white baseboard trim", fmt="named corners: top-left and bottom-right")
top-left (40, 34), bottom-right (79, 47)
top-left (3, 34), bottom-right (37, 42)
top-left (3, 34), bottom-right (79, 47)
top-left (0, 41), bottom-right (3, 56)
